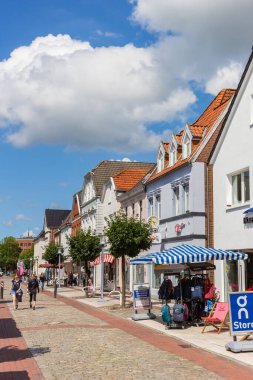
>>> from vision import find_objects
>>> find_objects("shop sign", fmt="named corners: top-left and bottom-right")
top-left (229, 292), bottom-right (253, 335)
top-left (133, 284), bottom-right (151, 310)
top-left (243, 216), bottom-right (253, 224)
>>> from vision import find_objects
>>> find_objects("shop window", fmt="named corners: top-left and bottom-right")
top-left (229, 169), bottom-right (250, 206)
top-left (133, 265), bottom-right (145, 284)
top-left (224, 260), bottom-right (238, 301)
top-left (153, 269), bottom-right (163, 289)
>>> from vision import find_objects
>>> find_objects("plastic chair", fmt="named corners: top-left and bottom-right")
top-left (201, 302), bottom-right (229, 334)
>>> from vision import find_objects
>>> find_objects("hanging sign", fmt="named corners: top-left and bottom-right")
top-left (133, 284), bottom-right (151, 310)
top-left (229, 291), bottom-right (253, 335)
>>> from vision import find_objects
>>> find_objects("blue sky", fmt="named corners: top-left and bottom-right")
top-left (0, 0), bottom-right (252, 239)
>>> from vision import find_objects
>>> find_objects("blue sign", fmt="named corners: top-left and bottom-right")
top-left (133, 285), bottom-right (151, 310)
top-left (229, 292), bottom-right (253, 335)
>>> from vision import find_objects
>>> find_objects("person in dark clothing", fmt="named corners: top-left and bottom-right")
top-left (28, 274), bottom-right (39, 310)
top-left (158, 277), bottom-right (173, 304)
top-left (39, 273), bottom-right (45, 291)
top-left (68, 272), bottom-right (73, 286)
top-left (11, 274), bottom-right (22, 310)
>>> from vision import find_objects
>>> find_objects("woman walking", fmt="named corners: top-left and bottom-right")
top-left (11, 274), bottom-right (22, 310)
top-left (28, 274), bottom-right (39, 310)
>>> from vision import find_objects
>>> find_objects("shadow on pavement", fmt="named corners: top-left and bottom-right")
top-left (0, 345), bottom-right (50, 362)
top-left (0, 318), bottom-right (22, 339)
top-left (0, 371), bottom-right (30, 380)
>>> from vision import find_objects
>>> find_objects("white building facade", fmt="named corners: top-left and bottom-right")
top-left (210, 51), bottom-right (253, 301)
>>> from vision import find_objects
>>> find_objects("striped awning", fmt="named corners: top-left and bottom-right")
top-left (89, 253), bottom-right (115, 267)
top-left (130, 245), bottom-right (248, 265)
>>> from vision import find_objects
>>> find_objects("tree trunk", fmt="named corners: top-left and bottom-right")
top-left (121, 256), bottom-right (126, 308)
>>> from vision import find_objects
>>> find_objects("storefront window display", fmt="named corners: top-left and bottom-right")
top-left (224, 260), bottom-right (238, 300)
top-left (133, 264), bottom-right (145, 284)
top-left (153, 269), bottom-right (163, 289)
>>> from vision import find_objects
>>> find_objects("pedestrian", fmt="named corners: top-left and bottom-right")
top-left (81, 271), bottom-right (86, 287)
top-left (11, 274), bottom-right (22, 310)
top-left (39, 272), bottom-right (45, 292)
top-left (28, 274), bottom-right (39, 310)
top-left (68, 272), bottom-right (73, 287)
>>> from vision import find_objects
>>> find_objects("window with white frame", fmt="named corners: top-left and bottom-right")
top-left (148, 196), bottom-right (154, 217)
top-left (183, 134), bottom-right (191, 159)
top-left (229, 169), bottom-right (250, 205)
top-left (169, 142), bottom-right (177, 166)
top-left (139, 200), bottom-right (143, 220)
top-left (174, 186), bottom-right (180, 215)
top-left (155, 193), bottom-right (161, 219)
top-left (157, 150), bottom-right (164, 173)
top-left (183, 183), bottom-right (190, 213)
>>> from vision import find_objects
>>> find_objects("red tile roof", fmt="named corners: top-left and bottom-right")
top-left (147, 89), bottom-right (235, 183)
top-left (113, 167), bottom-right (153, 191)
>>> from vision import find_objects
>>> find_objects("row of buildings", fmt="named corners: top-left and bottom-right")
top-left (33, 49), bottom-right (253, 301)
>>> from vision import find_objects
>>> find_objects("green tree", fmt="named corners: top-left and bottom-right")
top-left (19, 245), bottom-right (34, 270)
top-left (67, 229), bottom-right (100, 281)
top-left (0, 236), bottom-right (21, 272)
top-left (105, 212), bottom-right (152, 307)
top-left (42, 242), bottom-right (62, 265)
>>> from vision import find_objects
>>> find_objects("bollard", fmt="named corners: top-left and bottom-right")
top-left (54, 280), bottom-right (57, 298)
top-left (0, 281), bottom-right (4, 299)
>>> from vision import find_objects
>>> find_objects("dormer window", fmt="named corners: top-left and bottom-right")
top-left (157, 150), bottom-right (164, 173)
top-left (169, 142), bottom-right (177, 166)
top-left (183, 134), bottom-right (191, 158)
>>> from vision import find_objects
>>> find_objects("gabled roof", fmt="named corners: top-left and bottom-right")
top-left (147, 88), bottom-right (235, 183)
top-left (113, 166), bottom-right (154, 192)
top-left (84, 160), bottom-right (155, 197)
top-left (45, 209), bottom-right (71, 229)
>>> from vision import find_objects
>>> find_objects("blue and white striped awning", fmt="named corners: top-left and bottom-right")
top-left (130, 245), bottom-right (248, 265)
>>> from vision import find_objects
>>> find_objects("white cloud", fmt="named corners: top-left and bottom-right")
top-left (0, 34), bottom-right (195, 153)
top-left (1, 1), bottom-right (253, 153)
top-left (205, 62), bottom-right (243, 95)
top-left (95, 30), bottom-right (120, 38)
top-left (22, 229), bottom-right (34, 237)
top-left (132, 0), bottom-right (252, 91)
top-left (59, 182), bottom-right (69, 188)
top-left (3, 220), bottom-right (13, 227)
top-left (15, 213), bottom-right (31, 221)
top-left (49, 202), bottom-right (60, 209)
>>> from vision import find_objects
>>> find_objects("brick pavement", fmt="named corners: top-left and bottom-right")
top-left (1, 282), bottom-right (253, 380)
top-left (0, 300), bottom-right (44, 380)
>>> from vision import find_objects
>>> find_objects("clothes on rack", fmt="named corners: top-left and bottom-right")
top-left (158, 278), bottom-right (173, 301)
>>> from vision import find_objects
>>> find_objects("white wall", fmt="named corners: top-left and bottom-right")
top-left (213, 70), bottom-right (253, 251)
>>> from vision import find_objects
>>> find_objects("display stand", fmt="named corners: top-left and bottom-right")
top-left (131, 284), bottom-right (156, 321)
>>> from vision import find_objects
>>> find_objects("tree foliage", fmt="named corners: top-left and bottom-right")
top-left (66, 229), bottom-right (100, 276)
top-left (105, 212), bottom-right (152, 259)
top-left (0, 236), bottom-right (21, 270)
top-left (42, 241), bottom-right (62, 265)
top-left (19, 245), bottom-right (34, 269)
top-left (105, 212), bottom-right (152, 306)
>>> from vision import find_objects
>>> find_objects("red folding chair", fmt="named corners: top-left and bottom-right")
top-left (201, 302), bottom-right (229, 334)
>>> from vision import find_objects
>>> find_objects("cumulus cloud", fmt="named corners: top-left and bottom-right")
top-left (15, 214), bottom-right (31, 221)
top-left (0, 1), bottom-right (252, 152)
top-left (132, 0), bottom-right (252, 91)
top-left (0, 34), bottom-right (195, 152)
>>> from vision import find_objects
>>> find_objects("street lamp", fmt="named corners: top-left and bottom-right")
top-left (57, 247), bottom-right (62, 288)
top-left (35, 256), bottom-right (39, 275)
top-left (29, 257), bottom-right (33, 276)
top-left (98, 238), bottom-right (106, 302)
